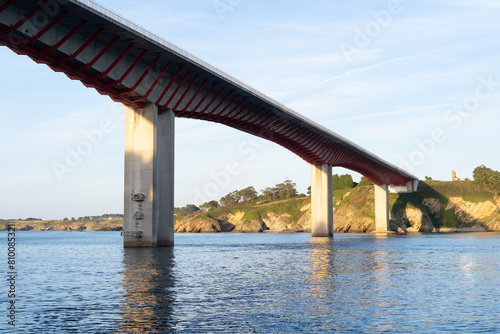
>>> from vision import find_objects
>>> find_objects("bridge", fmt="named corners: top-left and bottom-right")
top-left (0, 0), bottom-right (418, 246)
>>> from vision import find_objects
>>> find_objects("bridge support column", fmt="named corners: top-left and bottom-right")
top-left (310, 164), bottom-right (333, 237)
top-left (374, 184), bottom-right (390, 232)
top-left (124, 103), bottom-right (175, 247)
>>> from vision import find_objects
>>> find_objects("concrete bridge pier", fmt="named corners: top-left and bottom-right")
top-left (124, 103), bottom-right (175, 247)
top-left (310, 164), bottom-right (333, 237)
top-left (374, 184), bottom-right (390, 232)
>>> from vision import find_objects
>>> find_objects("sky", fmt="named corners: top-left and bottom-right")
top-left (1, 0), bottom-right (500, 219)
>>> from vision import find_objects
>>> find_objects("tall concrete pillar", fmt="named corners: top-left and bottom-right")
top-left (124, 103), bottom-right (175, 247)
top-left (310, 164), bottom-right (333, 237)
top-left (156, 109), bottom-right (175, 246)
top-left (374, 184), bottom-right (389, 231)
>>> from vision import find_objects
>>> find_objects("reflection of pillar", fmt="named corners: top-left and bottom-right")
top-left (118, 248), bottom-right (176, 332)
top-left (311, 164), bottom-right (333, 237)
top-left (124, 103), bottom-right (174, 247)
top-left (308, 237), bottom-right (334, 303)
top-left (374, 184), bottom-right (389, 231)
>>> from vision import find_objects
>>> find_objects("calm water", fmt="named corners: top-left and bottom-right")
top-left (1, 231), bottom-right (499, 333)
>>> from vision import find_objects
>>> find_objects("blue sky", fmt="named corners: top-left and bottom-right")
top-left (1, 0), bottom-right (499, 219)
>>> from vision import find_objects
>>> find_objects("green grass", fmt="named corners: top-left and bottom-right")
top-left (266, 198), bottom-right (306, 223)
top-left (423, 180), bottom-right (493, 203)
top-left (440, 209), bottom-right (458, 228)
top-left (340, 186), bottom-right (375, 218)
top-left (332, 188), bottom-right (353, 200)
top-left (177, 197), bottom-right (309, 225)
top-left (192, 212), bottom-right (214, 221)
top-left (246, 196), bottom-right (308, 209)
top-left (241, 211), bottom-right (261, 221)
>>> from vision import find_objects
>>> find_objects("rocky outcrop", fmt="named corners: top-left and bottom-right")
top-left (233, 219), bottom-right (268, 232)
top-left (262, 212), bottom-right (291, 231)
top-left (390, 197), bottom-right (500, 232)
top-left (175, 216), bottom-right (235, 233)
top-left (296, 204), bottom-right (312, 232)
top-left (333, 202), bottom-right (374, 233)
top-left (391, 206), bottom-right (435, 233)
top-left (443, 197), bottom-right (500, 231)
top-left (262, 212), bottom-right (309, 232)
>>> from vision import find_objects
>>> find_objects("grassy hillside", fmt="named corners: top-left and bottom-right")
top-left (389, 180), bottom-right (498, 229)
top-left (175, 196), bottom-right (311, 232)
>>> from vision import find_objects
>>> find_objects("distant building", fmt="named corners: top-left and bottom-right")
top-left (452, 170), bottom-right (465, 181)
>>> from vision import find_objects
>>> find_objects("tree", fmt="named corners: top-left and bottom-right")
top-left (261, 187), bottom-right (277, 201)
top-left (358, 176), bottom-right (373, 187)
top-left (473, 165), bottom-right (500, 194)
top-left (200, 200), bottom-right (219, 211)
top-left (425, 176), bottom-right (433, 180)
top-left (63, 217), bottom-right (69, 221)
top-left (275, 178), bottom-right (297, 199)
top-left (174, 204), bottom-right (200, 216)
top-left (332, 174), bottom-right (354, 190)
top-left (474, 165), bottom-right (491, 185)
top-left (239, 186), bottom-right (258, 202)
top-left (307, 186), bottom-right (311, 196)
top-left (220, 192), bottom-right (239, 207)
top-left (332, 174), bottom-right (340, 190)
top-left (261, 179), bottom-right (298, 201)
top-left (339, 174), bottom-right (354, 189)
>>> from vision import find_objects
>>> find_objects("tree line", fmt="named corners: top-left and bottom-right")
top-left (175, 178), bottom-right (301, 216)
top-left (307, 174), bottom-right (372, 195)
top-left (176, 174), bottom-right (374, 216)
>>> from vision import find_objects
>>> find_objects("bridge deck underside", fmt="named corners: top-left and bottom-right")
top-left (0, 0), bottom-right (414, 185)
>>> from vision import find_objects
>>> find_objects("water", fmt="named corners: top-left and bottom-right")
top-left (1, 231), bottom-right (499, 333)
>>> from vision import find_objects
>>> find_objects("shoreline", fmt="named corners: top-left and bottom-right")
top-left (2, 228), bottom-right (499, 234)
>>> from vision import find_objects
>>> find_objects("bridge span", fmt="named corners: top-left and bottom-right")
top-left (0, 0), bottom-right (418, 246)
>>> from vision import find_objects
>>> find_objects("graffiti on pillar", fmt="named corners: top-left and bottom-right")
top-left (133, 211), bottom-right (144, 220)
top-left (131, 193), bottom-right (146, 202)
top-left (123, 231), bottom-right (143, 238)
top-left (130, 190), bottom-right (145, 229)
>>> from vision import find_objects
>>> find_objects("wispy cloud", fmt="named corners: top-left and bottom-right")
top-left (318, 37), bottom-right (499, 85)
top-left (329, 103), bottom-right (456, 122)
top-left (423, 0), bottom-right (500, 8)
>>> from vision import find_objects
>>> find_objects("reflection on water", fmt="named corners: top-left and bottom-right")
top-left (117, 247), bottom-right (177, 333)
top-left (306, 236), bottom-right (397, 330)
top-left (5, 232), bottom-right (500, 333)
top-left (307, 238), bottom-right (335, 316)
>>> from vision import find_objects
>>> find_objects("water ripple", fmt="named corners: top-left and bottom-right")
top-left (1, 232), bottom-right (500, 333)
